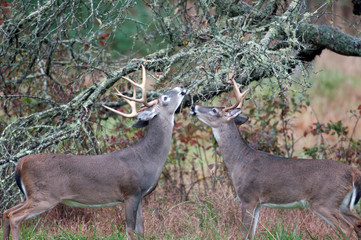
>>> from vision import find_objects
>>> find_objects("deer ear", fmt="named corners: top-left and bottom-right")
top-left (132, 107), bottom-right (160, 128)
top-left (132, 120), bottom-right (149, 128)
top-left (227, 109), bottom-right (249, 125)
top-left (234, 114), bottom-right (249, 125)
top-left (227, 109), bottom-right (242, 121)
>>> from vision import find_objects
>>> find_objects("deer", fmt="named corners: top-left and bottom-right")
top-left (190, 79), bottom-right (361, 239)
top-left (2, 65), bottom-right (187, 240)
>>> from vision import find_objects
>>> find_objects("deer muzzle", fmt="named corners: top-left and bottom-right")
top-left (190, 105), bottom-right (197, 115)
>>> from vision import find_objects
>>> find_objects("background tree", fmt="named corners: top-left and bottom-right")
top-left (1, 0), bottom-right (361, 210)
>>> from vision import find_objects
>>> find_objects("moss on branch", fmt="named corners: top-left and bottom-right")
top-left (297, 23), bottom-right (361, 57)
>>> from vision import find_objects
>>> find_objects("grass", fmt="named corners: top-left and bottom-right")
top-left (0, 189), bottom-right (351, 240)
top-left (0, 213), bottom-right (346, 240)
top-left (0, 218), bottom-right (128, 240)
top-left (262, 221), bottom-right (306, 240)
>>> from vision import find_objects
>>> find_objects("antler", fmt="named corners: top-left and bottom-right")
top-left (116, 65), bottom-right (158, 107)
top-left (103, 85), bottom-right (140, 118)
top-left (223, 79), bottom-right (249, 112)
top-left (103, 65), bottom-right (157, 117)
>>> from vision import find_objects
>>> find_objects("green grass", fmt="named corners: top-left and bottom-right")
top-left (310, 70), bottom-right (361, 99)
top-left (261, 220), bottom-right (308, 240)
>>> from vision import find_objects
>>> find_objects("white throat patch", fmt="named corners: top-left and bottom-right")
top-left (212, 128), bottom-right (221, 142)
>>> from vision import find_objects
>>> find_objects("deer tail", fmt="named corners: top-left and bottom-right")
top-left (15, 164), bottom-right (26, 196)
top-left (351, 170), bottom-right (361, 209)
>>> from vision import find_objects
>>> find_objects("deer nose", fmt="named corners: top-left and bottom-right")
top-left (179, 86), bottom-right (187, 95)
top-left (190, 105), bottom-right (196, 115)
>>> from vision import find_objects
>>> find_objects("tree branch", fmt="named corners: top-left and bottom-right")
top-left (297, 23), bottom-right (361, 57)
top-left (214, 1), bottom-right (361, 59)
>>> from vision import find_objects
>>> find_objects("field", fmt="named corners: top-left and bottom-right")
top-left (0, 190), bottom-right (351, 239)
top-left (1, 51), bottom-right (361, 239)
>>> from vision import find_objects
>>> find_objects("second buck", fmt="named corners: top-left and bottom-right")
top-left (190, 80), bottom-right (361, 239)
top-left (3, 65), bottom-right (187, 240)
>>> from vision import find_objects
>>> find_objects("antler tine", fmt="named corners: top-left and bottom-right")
top-left (103, 85), bottom-right (140, 118)
top-left (223, 79), bottom-right (249, 111)
top-left (115, 65), bottom-right (156, 108)
top-left (236, 88), bottom-right (249, 109)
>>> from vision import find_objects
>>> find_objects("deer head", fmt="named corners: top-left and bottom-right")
top-left (190, 79), bottom-right (249, 128)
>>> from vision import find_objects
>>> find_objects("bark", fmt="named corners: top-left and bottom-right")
top-left (297, 23), bottom-right (361, 57)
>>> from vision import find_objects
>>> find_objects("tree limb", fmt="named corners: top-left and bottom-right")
top-left (297, 23), bottom-right (361, 57)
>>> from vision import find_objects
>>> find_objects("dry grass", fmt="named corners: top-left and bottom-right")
top-left (6, 184), bottom-right (345, 240)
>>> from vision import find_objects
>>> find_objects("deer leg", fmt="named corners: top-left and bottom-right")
top-left (135, 200), bottom-right (144, 237)
top-left (250, 204), bottom-right (261, 239)
top-left (124, 195), bottom-right (141, 240)
top-left (6, 199), bottom-right (56, 240)
top-left (313, 206), bottom-right (355, 239)
top-left (241, 201), bottom-right (260, 240)
top-left (340, 208), bottom-right (361, 239)
top-left (3, 202), bottom-right (25, 240)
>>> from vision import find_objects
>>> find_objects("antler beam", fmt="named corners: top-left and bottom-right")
top-left (223, 79), bottom-right (249, 111)
top-left (116, 65), bottom-right (157, 107)
top-left (103, 87), bottom-right (139, 118)
top-left (103, 65), bottom-right (157, 118)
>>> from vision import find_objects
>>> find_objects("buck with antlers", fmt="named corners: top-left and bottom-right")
top-left (2, 65), bottom-right (187, 240)
top-left (190, 80), bottom-right (361, 239)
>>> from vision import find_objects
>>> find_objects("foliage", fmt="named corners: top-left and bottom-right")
top-left (303, 105), bottom-right (361, 163)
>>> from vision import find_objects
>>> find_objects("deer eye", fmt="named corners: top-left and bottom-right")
top-left (162, 96), bottom-right (169, 102)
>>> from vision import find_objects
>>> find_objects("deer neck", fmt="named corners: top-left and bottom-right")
top-left (136, 115), bottom-right (174, 165)
top-left (212, 123), bottom-right (253, 170)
